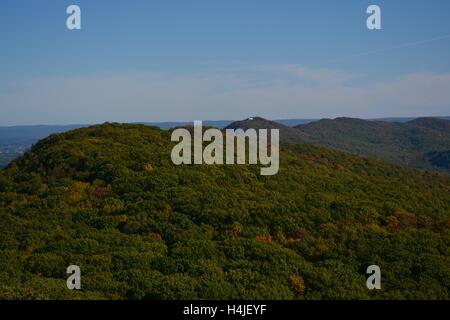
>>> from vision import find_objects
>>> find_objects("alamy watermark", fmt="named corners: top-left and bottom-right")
top-left (366, 265), bottom-right (381, 290)
top-left (171, 121), bottom-right (280, 176)
top-left (367, 5), bottom-right (382, 30)
top-left (66, 265), bottom-right (81, 290)
top-left (66, 4), bottom-right (381, 31)
top-left (66, 5), bottom-right (81, 30)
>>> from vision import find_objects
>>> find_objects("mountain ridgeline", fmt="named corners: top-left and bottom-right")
top-left (226, 116), bottom-right (450, 172)
top-left (1, 116), bottom-right (449, 172)
top-left (0, 123), bottom-right (449, 299)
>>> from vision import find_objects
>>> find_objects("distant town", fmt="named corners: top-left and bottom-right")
top-left (0, 143), bottom-right (28, 167)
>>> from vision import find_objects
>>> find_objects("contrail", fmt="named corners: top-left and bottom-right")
top-left (316, 33), bottom-right (450, 67)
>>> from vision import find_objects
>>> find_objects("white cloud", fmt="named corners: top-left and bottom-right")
top-left (0, 66), bottom-right (449, 125)
top-left (255, 64), bottom-right (359, 85)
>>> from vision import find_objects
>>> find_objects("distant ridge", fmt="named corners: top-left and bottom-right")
top-left (1, 116), bottom-right (450, 169)
top-left (0, 124), bottom-right (86, 144)
top-left (406, 117), bottom-right (450, 134)
top-left (225, 116), bottom-right (450, 172)
top-left (225, 117), bottom-right (308, 143)
top-left (137, 120), bottom-right (234, 130)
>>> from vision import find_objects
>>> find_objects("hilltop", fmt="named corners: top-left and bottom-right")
top-left (2, 116), bottom-right (449, 170)
top-left (294, 117), bottom-right (450, 171)
top-left (407, 117), bottom-right (450, 134)
top-left (227, 117), bottom-right (450, 172)
top-left (0, 123), bottom-right (449, 299)
top-left (225, 117), bottom-right (308, 143)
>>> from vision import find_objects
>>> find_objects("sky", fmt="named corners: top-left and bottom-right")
top-left (1, 0), bottom-right (450, 125)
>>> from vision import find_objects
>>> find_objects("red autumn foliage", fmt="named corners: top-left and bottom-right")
top-left (394, 210), bottom-right (417, 228)
top-left (91, 187), bottom-right (108, 198)
top-left (148, 232), bottom-right (163, 241)
top-left (292, 228), bottom-right (310, 240)
top-left (255, 235), bottom-right (273, 243)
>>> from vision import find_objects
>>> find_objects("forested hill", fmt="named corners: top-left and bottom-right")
top-left (227, 117), bottom-right (450, 172)
top-left (407, 117), bottom-right (450, 134)
top-left (225, 116), bottom-right (307, 143)
top-left (294, 117), bottom-right (450, 171)
top-left (0, 123), bottom-right (449, 299)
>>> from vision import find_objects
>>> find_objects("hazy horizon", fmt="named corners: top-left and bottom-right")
top-left (1, 115), bottom-right (450, 128)
top-left (1, 0), bottom-right (450, 125)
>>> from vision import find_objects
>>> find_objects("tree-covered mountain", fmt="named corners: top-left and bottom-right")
top-left (228, 117), bottom-right (450, 172)
top-left (294, 117), bottom-right (450, 171)
top-left (2, 117), bottom-right (449, 170)
top-left (407, 117), bottom-right (450, 134)
top-left (0, 125), bottom-right (86, 168)
top-left (225, 117), bottom-right (307, 143)
top-left (0, 123), bottom-right (449, 299)
top-left (426, 150), bottom-right (450, 169)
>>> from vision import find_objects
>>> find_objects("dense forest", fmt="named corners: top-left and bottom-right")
top-left (227, 117), bottom-right (450, 172)
top-left (0, 123), bottom-right (449, 299)
top-left (294, 117), bottom-right (450, 171)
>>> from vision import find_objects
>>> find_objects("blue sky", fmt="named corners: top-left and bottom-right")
top-left (1, 0), bottom-right (450, 125)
